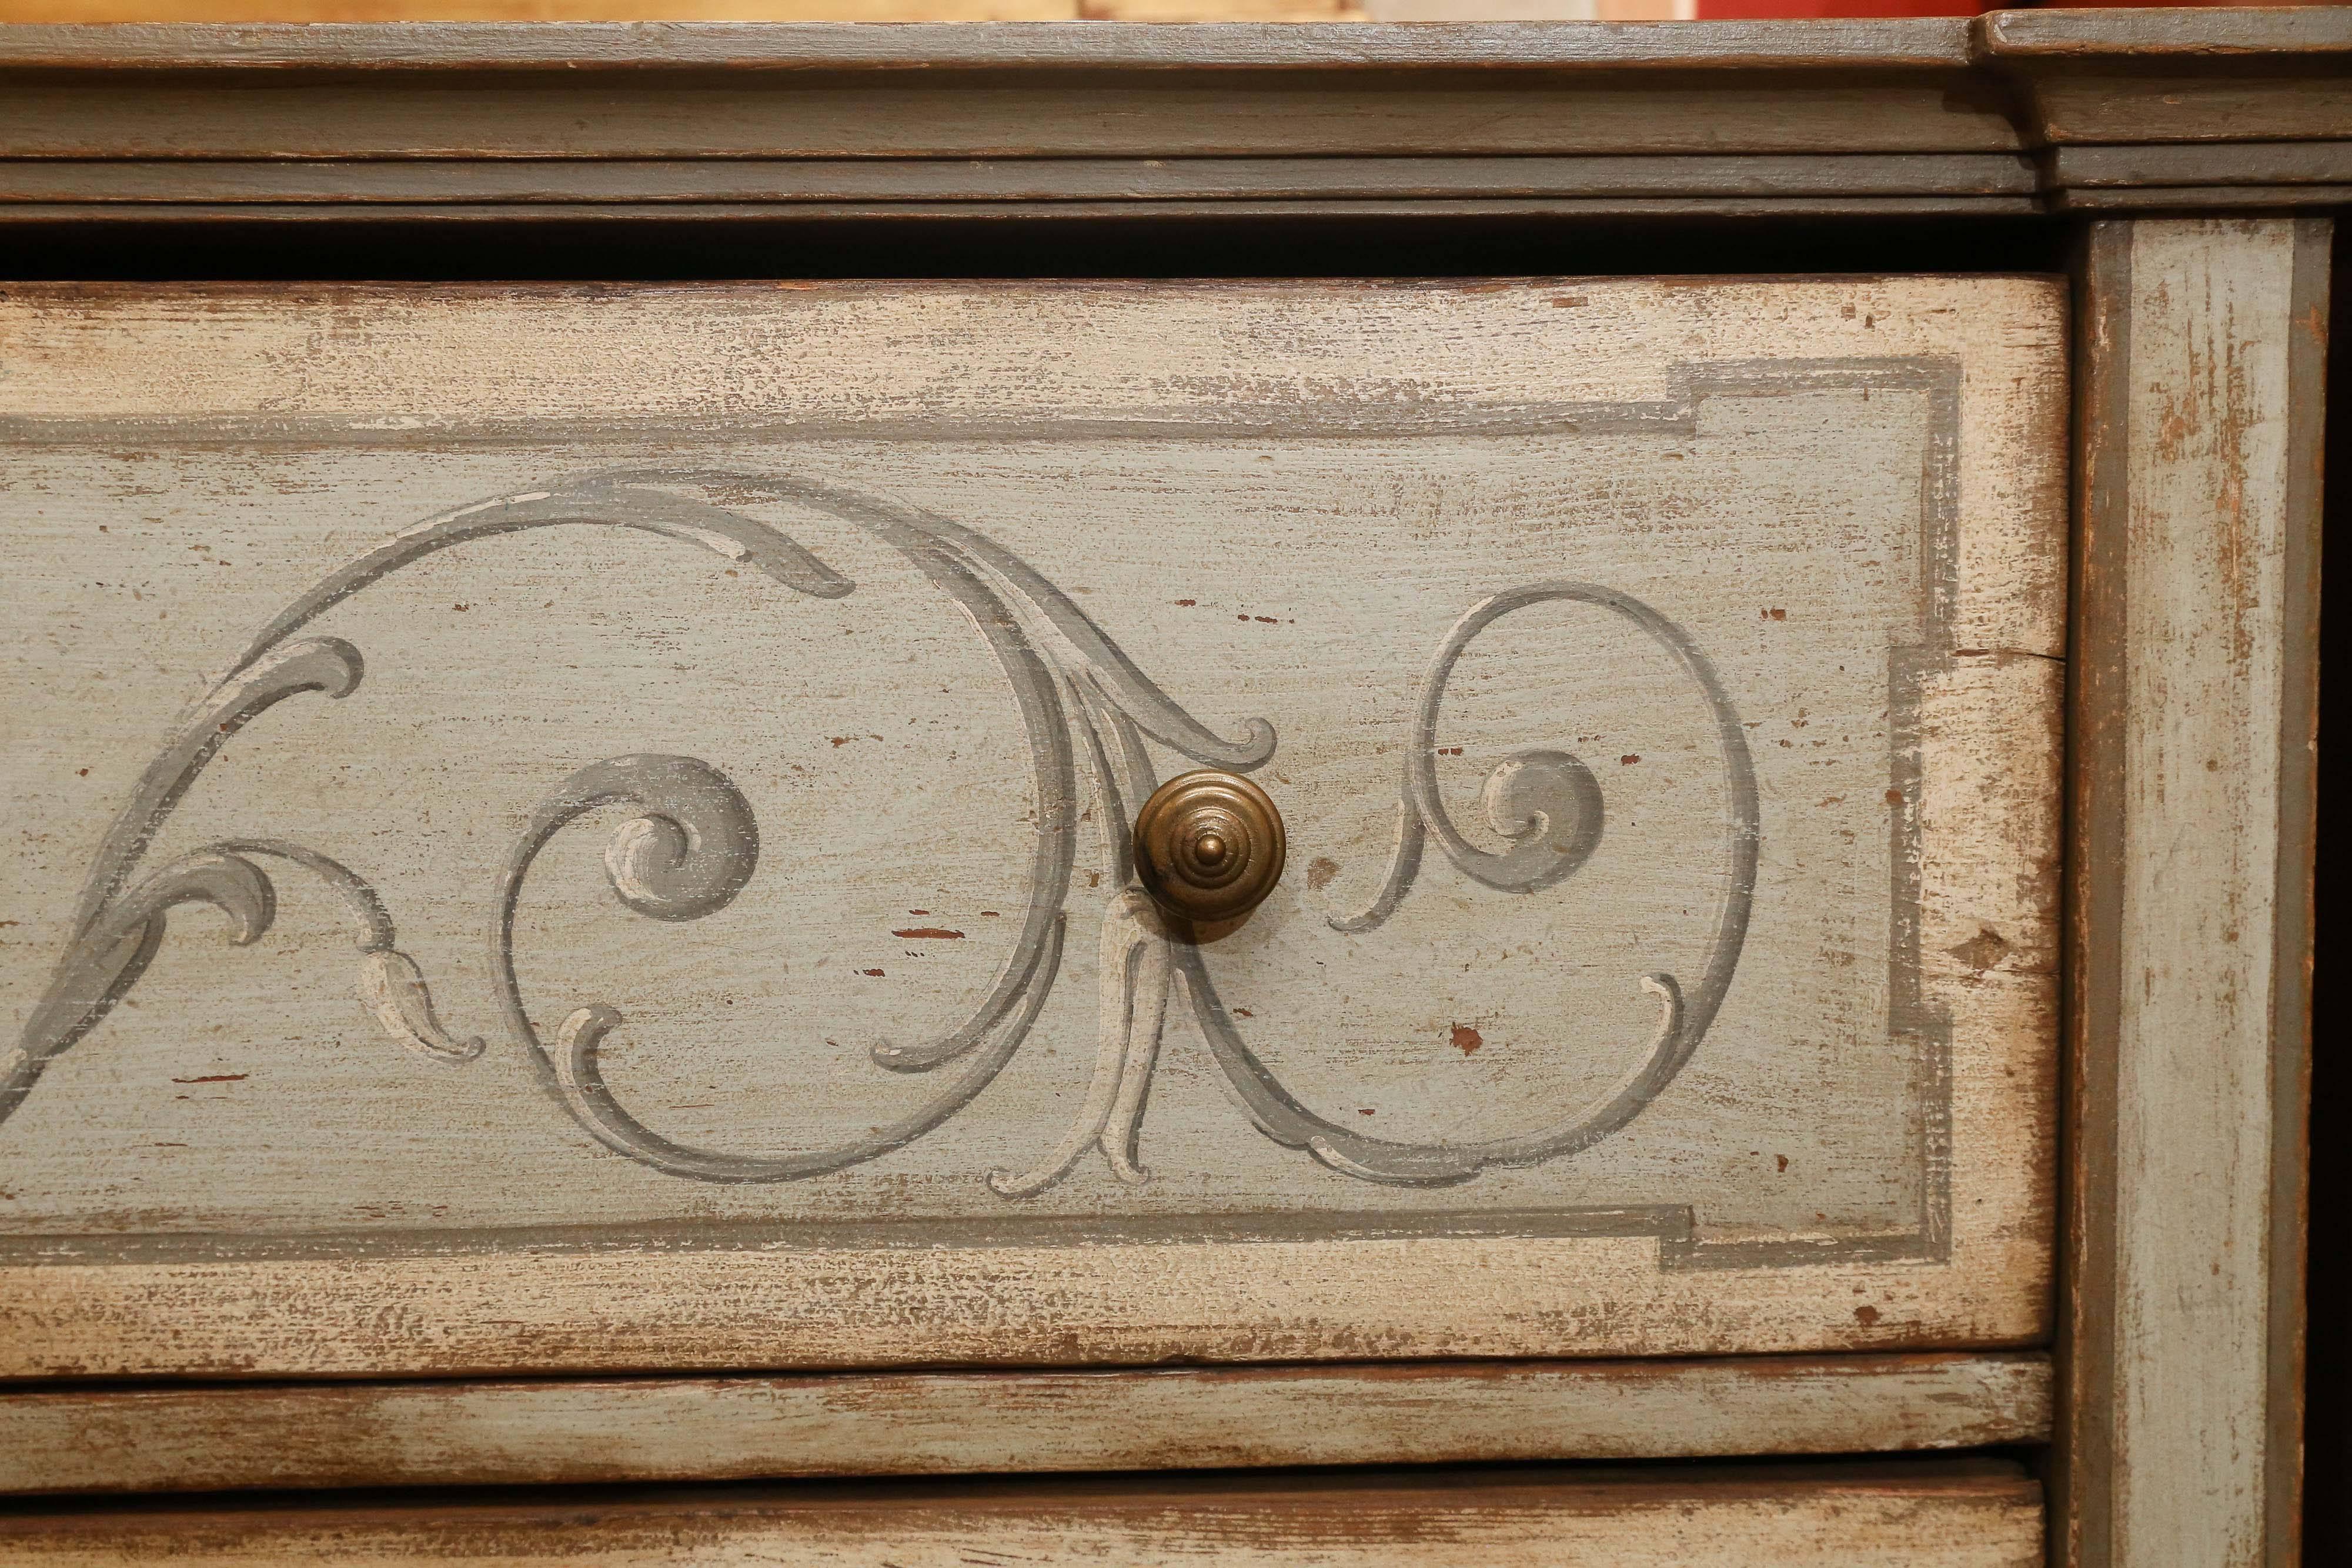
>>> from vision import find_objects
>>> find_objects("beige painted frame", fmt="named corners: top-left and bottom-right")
top-left (0, 276), bottom-right (2063, 1378)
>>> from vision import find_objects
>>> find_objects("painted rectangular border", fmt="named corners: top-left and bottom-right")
top-left (0, 352), bottom-right (1962, 1275)
top-left (0, 279), bottom-right (2064, 1376)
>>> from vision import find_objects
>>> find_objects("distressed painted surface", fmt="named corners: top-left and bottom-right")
top-left (0, 1352), bottom-right (2053, 1495)
top-left (2083, 219), bottom-right (2322, 1568)
top-left (0, 1463), bottom-right (2045, 1566)
top-left (0, 280), bottom-right (2063, 1374)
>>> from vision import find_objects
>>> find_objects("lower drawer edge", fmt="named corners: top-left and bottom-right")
top-left (0, 1352), bottom-right (2052, 1497)
top-left (0, 1460), bottom-right (2043, 1567)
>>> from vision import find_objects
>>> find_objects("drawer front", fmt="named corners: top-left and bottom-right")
top-left (0, 279), bottom-right (2063, 1377)
top-left (0, 1463), bottom-right (2044, 1567)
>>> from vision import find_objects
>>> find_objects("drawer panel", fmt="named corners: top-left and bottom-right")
top-left (0, 279), bottom-right (2064, 1376)
top-left (0, 1462), bottom-right (2044, 1566)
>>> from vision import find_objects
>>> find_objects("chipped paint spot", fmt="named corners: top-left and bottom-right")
top-left (1306, 856), bottom-right (1341, 891)
top-left (1451, 1024), bottom-right (1483, 1056)
top-left (1947, 928), bottom-right (2011, 973)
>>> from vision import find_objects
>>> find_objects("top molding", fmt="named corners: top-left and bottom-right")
top-left (0, 10), bottom-right (2347, 71)
top-left (0, 11), bottom-right (2344, 220)
top-left (1980, 5), bottom-right (2352, 58)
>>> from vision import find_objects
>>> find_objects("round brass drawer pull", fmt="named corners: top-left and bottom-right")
top-left (1133, 770), bottom-right (1287, 925)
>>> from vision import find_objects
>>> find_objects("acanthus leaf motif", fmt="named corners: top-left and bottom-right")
top-left (6, 470), bottom-right (1751, 1202)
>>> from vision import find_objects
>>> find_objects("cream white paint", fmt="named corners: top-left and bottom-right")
top-left (2113, 219), bottom-right (2301, 1568)
top-left (0, 280), bottom-right (2064, 1375)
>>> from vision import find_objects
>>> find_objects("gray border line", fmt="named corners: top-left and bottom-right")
top-left (0, 355), bottom-right (1963, 1271)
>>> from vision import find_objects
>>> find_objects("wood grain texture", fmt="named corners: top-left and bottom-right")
top-left (2060, 218), bottom-right (2327, 1568)
top-left (0, 1462), bottom-right (2046, 1566)
top-left (0, 1352), bottom-right (2053, 1496)
top-left (0, 278), bottom-right (2064, 1378)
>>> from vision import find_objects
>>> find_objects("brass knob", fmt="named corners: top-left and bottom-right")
top-left (1133, 770), bottom-right (1287, 924)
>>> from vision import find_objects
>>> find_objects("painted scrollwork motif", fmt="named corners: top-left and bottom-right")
top-left (3, 469), bottom-right (1753, 1198)
top-left (1275, 583), bottom-right (1763, 1185)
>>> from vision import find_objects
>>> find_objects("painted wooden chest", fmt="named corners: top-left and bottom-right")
top-left (0, 11), bottom-right (2335, 1567)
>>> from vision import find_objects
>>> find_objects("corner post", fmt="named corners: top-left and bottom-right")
top-left (2063, 216), bottom-right (2327, 1568)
